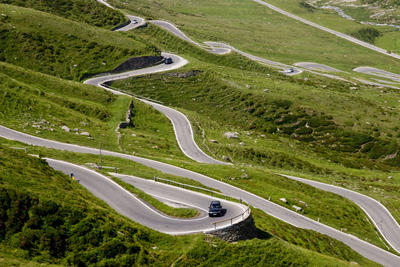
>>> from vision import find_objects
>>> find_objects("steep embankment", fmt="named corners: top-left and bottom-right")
top-left (0, 0), bottom-right (126, 29)
top-left (0, 4), bottom-right (157, 80)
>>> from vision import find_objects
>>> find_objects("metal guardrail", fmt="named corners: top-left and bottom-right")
top-left (153, 176), bottom-right (251, 230)
top-left (101, 84), bottom-right (164, 104)
top-left (211, 206), bottom-right (251, 230)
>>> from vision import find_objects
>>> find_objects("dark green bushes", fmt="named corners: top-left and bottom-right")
top-left (299, 1), bottom-right (316, 12)
top-left (1, 187), bottom-right (150, 265)
top-left (350, 28), bottom-right (382, 44)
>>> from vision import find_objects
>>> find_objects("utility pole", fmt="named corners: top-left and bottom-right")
top-left (99, 142), bottom-right (102, 169)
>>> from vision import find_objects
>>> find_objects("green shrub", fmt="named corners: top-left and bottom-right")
top-left (350, 28), bottom-right (382, 44)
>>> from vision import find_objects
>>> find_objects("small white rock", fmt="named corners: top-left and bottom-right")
top-left (292, 205), bottom-right (302, 212)
top-left (224, 132), bottom-right (239, 139)
top-left (61, 125), bottom-right (70, 132)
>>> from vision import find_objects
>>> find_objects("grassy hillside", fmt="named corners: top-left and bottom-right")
top-left (0, 61), bottom-right (186, 160)
top-left (111, 0), bottom-right (400, 73)
top-left (0, 144), bottom-right (376, 266)
top-left (109, 24), bottom-right (400, 249)
top-left (5, 139), bottom-right (391, 254)
top-left (0, 0), bottom-right (126, 29)
top-left (257, 0), bottom-right (400, 54)
top-left (0, 0), bottom-right (397, 265)
top-left (0, 13), bottom-right (393, 252)
top-left (117, 25), bottom-right (400, 169)
top-left (0, 4), bottom-right (157, 80)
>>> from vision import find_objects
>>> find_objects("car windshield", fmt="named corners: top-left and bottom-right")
top-left (211, 202), bottom-right (221, 208)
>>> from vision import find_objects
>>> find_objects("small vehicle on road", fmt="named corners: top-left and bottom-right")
top-left (164, 57), bottom-right (173, 64)
top-left (284, 68), bottom-right (294, 73)
top-left (208, 200), bottom-right (223, 217)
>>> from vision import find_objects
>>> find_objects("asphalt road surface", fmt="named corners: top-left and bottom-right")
top-left (204, 41), bottom-right (302, 75)
top-left (46, 158), bottom-right (248, 234)
top-left (115, 15), bottom-right (146, 31)
top-left (353, 78), bottom-right (399, 89)
top-left (140, 99), bottom-right (229, 165)
top-left (353, 67), bottom-right (400, 83)
top-left (280, 174), bottom-right (400, 254)
top-left (83, 53), bottom-right (188, 90)
top-left (293, 62), bottom-right (343, 72)
top-left (150, 20), bottom-right (231, 55)
top-left (1, 126), bottom-right (399, 266)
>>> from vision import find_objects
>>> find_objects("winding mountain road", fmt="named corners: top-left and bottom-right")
top-left (293, 62), bottom-right (343, 73)
top-left (280, 174), bottom-right (400, 254)
top-left (115, 15), bottom-right (146, 31)
top-left (353, 67), bottom-right (400, 83)
top-left (140, 99), bottom-right (228, 165)
top-left (46, 158), bottom-right (248, 234)
top-left (150, 20), bottom-right (232, 55)
top-left (84, 53), bottom-right (227, 165)
top-left (1, 125), bottom-right (400, 266)
top-left (149, 21), bottom-right (400, 87)
top-left (10, 0), bottom-right (398, 265)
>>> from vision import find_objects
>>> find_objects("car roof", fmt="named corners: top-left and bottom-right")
top-left (211, 200), bottom-right (220, 204)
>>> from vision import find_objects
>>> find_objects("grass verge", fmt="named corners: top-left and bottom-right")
top-left (111, 176), bottom-right (200, 218)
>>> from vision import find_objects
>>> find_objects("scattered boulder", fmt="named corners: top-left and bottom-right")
top-left (164, 70), bottom-right (202, 78)
top-left (224, 132), bottom-right (239, 139)
top-left (298, 200), bottom-right (308, 207)
top-left (210, 139), bottom-right (218, 143)
top-left (222, 155), bottom-right (232, 162)
top-left (61, 125), bottom-right (70, 132)
top-left (292, 205), bottom-right (302, 212)
top-left (239, 142), bottom-right (246, 146)
top-left (280, 198), bottom-right (287, 203)
top-left (80, 131), bottom-right (90, 137)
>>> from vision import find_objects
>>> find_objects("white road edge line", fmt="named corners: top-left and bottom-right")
top-left (280, 173), bottom-right (400, 254)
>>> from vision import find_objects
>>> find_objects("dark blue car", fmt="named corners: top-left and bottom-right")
top-left (208, 200), bottom-right (222, 217)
